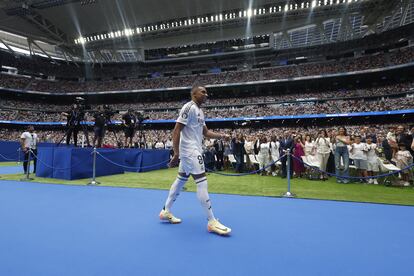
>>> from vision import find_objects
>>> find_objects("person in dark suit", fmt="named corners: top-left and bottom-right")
top-left (396, 125), bottom-right (413, 156)
top-left (214, 139), bottom-right (225, 171)
top-left (231, 134), bottom-right (246, 173)
top-left (279, 131), bottom-right (294, 178)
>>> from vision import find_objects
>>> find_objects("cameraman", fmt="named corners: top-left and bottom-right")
top-left (122, 108), bottom-right (137, 148)
top-left (93, 105), bottom-right (107, 148)
top-left (62, 103), bottom-right (90, 147)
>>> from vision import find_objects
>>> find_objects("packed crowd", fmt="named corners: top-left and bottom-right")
top-left (1, 46), bottom-right (413, 92)
top-left (1, 124), bottom-right (413, 185)
top-left (1, 92), bottom-right (413, 122)
top-left (1, 80), bottom-right (413, 117)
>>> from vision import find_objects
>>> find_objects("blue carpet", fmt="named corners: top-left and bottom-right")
top-left (0, 180), bottom-right (413, 276)
top-left (0, 165), bottom-right (23, 174)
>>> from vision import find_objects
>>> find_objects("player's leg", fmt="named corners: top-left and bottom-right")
top-left (192, 156), bottom-right (231, 235)
top-left (160, 158), bottom-right (190, 224)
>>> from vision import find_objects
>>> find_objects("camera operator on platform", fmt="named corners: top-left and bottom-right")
top-left (62, 101), bottom-right (90, 147)
top-left (122, 108), bottom-right (137, 148)
top-left (92, 105), bottom-right (107, 148)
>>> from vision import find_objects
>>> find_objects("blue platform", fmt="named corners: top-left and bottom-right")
top-left (0, 181), bottom-right (413, 276)
top-left (35, 147), bottom-right (170, 180)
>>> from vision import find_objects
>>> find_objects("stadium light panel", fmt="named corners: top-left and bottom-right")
top-left (312, 0), bottom-right (317, 7)
top-left (219, 14), bottom-right (223, 21)
top-left (284, 4), bottom-right (289, 12)
top-left (253, 9), bottom-right (257, 16)
top-left (247, 9), bottom-right (252, 18)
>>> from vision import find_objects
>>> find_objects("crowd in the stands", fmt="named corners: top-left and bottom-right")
top-left (1, 46), bottom-right (413, 92)
top-left (1, 80), bottom-right (413, 122)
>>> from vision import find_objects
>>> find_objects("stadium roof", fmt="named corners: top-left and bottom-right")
top-left (0, 0), bottom-right (409, 61)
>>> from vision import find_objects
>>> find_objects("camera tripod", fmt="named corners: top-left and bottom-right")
top-left (57, 115), bottom-right (91, 147)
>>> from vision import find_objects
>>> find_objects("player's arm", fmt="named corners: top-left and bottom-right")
top-left (169, 122), bottom-right (185, 167)
top-left (203, 125), bottom-right (230, 141)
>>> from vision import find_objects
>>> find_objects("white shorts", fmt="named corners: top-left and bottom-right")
top-left (179, 151), bottom-right (205, 175)
top-left (367, 160), bottom-right (380, 172)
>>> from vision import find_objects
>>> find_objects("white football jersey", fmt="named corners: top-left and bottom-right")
top-left (176, 101), bottom-right (205, 157)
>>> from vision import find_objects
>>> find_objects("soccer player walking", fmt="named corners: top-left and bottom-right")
top-left (159, 86), bottom-right (232, 235)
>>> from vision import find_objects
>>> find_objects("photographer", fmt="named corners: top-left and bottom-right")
top-left (92, 105), bottom-right (107, 148)
top-left (122, 108), bottom-right (137, 148)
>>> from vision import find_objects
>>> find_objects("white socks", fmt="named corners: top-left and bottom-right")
top-left (195, 176), bottom-right (215, 221)
top-left (164, 174), bottom-right (216, 221)
top-left (164, 175), bottom-right (188, 210)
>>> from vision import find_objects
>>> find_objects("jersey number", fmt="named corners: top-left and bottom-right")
top-left (197, 155), bottom-right (203, 164)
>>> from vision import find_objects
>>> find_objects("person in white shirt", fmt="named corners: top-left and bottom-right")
top-left (304, 134), bottom-right (315, 157)
top-left (394, 143), bottom-right (413, 187)
top-left (350, 135), bottom-right (368, 183)
top-left (154, 141), bottom-right (165, 149)
top-left (270, 135), bottom-right (280, 176)
top-left (165, 138), bottom-right (173, 157)
top-left (20, 125), bottom-right (38, 174)
top-left (159, 86), bottom-right (231, 235)
top-left (256, 135), bottom-right (271, 176)
top-left (366, 136), bottom-right (380, 184)
top-left (315, 130), bottom-right (331, 180)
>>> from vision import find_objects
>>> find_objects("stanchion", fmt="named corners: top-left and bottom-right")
top-left (21, 149), bottom-right (34, 181)
top-left (17, 148), bottom-right (21, 165)
top-left (283, 149), bottom-right (296, 198)
top-left (88, 147), bottom-right (100, 185)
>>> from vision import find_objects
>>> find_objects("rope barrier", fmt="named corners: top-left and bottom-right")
top-left (290, 155), bottom-right (414, 180)
top-left (206, 155), bottom-right (286, 176)
top-left (0, 152), bottom-right (20, 161)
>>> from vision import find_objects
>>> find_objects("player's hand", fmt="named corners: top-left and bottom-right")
top-left (169, 154), bottom-right (179, 167)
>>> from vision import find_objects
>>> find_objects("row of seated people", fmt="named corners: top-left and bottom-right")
top-left (1, 94), bottom-right (413, 123)
top-left (0, 47), bottom-right (413, 92)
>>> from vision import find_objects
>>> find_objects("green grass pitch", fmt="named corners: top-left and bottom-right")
top-left (1, 167), bottom-right (414, 206)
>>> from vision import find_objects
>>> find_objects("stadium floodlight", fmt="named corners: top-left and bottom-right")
top-left (124, 29), bottom-right (132, 36)
top-left (247, 9), bottom-right (252, 17)
top-left (284, 4), bottom-right (289, 12)
top-left (219, 14), bottom-right (223, 21)
top-left (312, 0), bottom-right (317, 8)
top-left (253, 9), bottom-right (257, 16)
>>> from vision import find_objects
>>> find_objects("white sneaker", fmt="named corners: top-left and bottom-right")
top-left (373, 179), bottom-right (379, 185)
top-left (207, 219), bottom-right (231, 235)
top-left (403, 181), bottom-right (410, 187)
top-left (368, 179), bottom-right (373, 184)
top-left (159, 209), bottom-right (181, 224)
